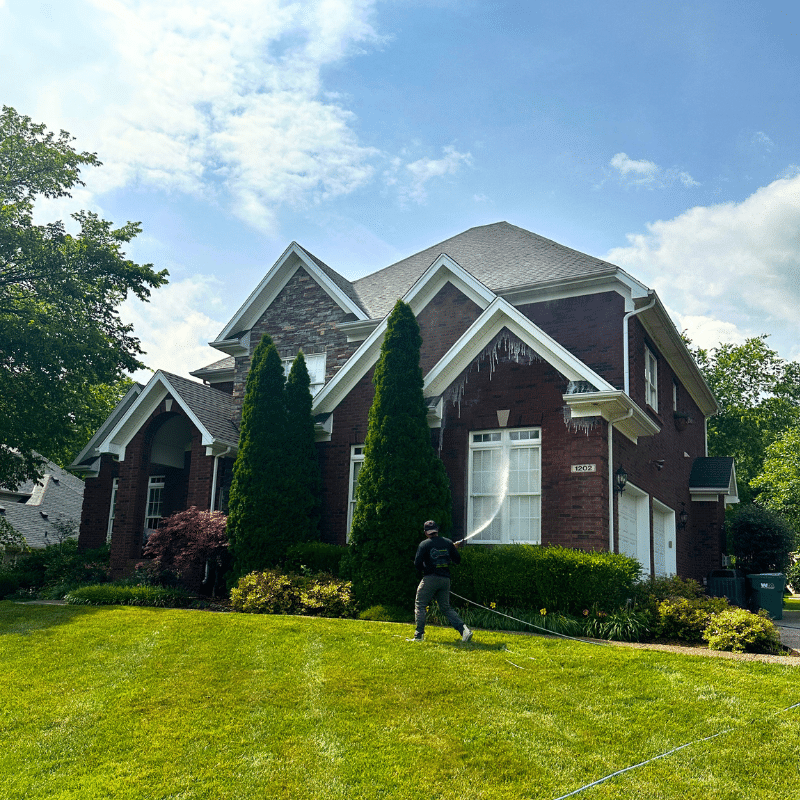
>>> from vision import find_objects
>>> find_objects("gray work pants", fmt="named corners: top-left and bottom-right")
top-left (414, 574), bottom-right (465, 636)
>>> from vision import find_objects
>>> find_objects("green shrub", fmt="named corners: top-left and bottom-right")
top-left (451, 544), bottom-right (640, 615)
top-left (631, 575), bottom-right (704, 615)
top-left (7, 540), bottom-right (110, 594)
top-left (655, 596), bottom-right (730, 643)
top-left (65, 584), bottom-right (195, 607)
top-left (703, 607), bottom-right (783, 654)
top-left (284, 542), bottom-right (347, 576)
top-left (230, 570), bottom-right (356, 618)
top-left (786, 559), bottom-right (800, 594)
top-left (582, 608), bottom-right (652, 642)
top-left (0, 571), bottom-right (20, 599)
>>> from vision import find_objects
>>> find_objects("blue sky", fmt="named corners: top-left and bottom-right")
top-left (2, 0), bottom-right (799, 380)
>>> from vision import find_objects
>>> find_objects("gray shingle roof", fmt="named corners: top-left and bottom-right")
top-left (689, 457), bottom-right (736, 490)
top-left (0, 460), bottom-right (84, 549)
top-left (161, 372), bottom-right (239, 446)
top-left (351, 221), bottom-right (619, 319)
top-left (190, 356), bottom-right (235, 378)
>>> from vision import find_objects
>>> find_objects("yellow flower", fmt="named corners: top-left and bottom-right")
top-left (540, 608), bottom-right (547, 616)
top-left (490, 602), bottom-right (497, 609)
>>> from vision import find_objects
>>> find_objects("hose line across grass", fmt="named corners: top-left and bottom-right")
top-left (449, 591), bottom-right (800, 799)
top-left (449, 591), bottom-right (610, 646)
top-left (550, 701), bottom-right (800, 800)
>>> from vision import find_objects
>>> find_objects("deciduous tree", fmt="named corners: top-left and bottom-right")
top-left (346, 300), bottom-right (452, 609)
top-left (0, 106), bottom-right (168, 487)
top-left (693, 336), bottom-right (800, 505)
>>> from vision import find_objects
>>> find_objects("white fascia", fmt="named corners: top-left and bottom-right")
top-left (210, 243), bottom-right (368, 353)
top-left (564, 392), bottom-right (661, 444)
top-left (313, 254), bottom-right (496, 415)
top-left (424, 296), bottom-right (616, 398)
top-left (97, 371), bottom-right (221, 462)
top-left (496, 268), bottom-right (650, 313)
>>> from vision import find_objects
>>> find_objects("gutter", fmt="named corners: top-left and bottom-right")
top-left (623, 291), bottom-right (656, 395)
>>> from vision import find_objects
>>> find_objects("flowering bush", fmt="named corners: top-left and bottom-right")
top-left (703, 607), bottom-right (783, 654)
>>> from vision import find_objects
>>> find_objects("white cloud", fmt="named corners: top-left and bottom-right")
top-left (120, 275), bottom-right (228, 381)
top-left (4, 0), bottom-right (386, 235)
top-left (607, 173), bottom-right (800, 361)
top-left (752, 131), bottom-right (774, 151)
top-left (398, 146), bottom-right (473, 204)
top-left (609, 152), bottom-right (699, 189)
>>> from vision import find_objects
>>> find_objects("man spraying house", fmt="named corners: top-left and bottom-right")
top-left (411, 520), bottom-right (473, 643)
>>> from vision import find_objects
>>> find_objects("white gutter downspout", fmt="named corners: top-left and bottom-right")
top-left (623, 291), bottom-right (657, 396)
top-left (210, 447), bottom-right (234, 511)
top-left (607, 409), bottom-right (633, 552)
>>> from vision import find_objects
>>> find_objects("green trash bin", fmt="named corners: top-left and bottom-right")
top-left (747, 573), bottom-right (785, 620)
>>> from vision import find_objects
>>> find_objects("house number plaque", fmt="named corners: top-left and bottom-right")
top-left (571, 464), bottom-right (597, 473)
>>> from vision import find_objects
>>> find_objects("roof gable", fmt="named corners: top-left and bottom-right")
top-left (97, 371), bottom-right (238, 461)
top-left (212, 242), bottom-right (368, 354)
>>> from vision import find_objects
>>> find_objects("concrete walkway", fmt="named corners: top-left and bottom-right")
top-left (776, 609), bottom-right (800, 653)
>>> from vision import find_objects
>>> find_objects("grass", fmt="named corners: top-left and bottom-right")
top-left (784, 596), bottom-right (800, 612)
top-left (1, 602), bottom-right (799, 800)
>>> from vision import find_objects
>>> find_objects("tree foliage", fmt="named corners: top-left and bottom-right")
top-left (226, 338), bottom-right (321, 581)
top-left (143, 506), bottom-right (228, 595)
top-left (728, 504), bottom-right (796, 575)
top-left (346, 300), bottom-right (452, 609)
top-left (751, 427), bottom-right (800, 536)
top-left (692, 336), bottom-right (800, 505)
top-left (0, 106), bottom-right (168, 487)
top-left (284, 351), bottom-right (322, 543)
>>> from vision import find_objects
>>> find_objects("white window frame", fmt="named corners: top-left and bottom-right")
top-left (106, 478), bottom-right (119, 543)
top-left (467, 427), bottom-right (542, 545)
top-left (347, 445), bottom-right (365, 541)
top-left (645, 346), bottom-right (659, 411)
top-left (144, 475), bottom-right (165, 536)
top-left (283, 351), bottom-right (327, 396)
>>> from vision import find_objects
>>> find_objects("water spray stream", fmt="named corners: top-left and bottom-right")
top-left (462, 453), bottom-right (511, 541)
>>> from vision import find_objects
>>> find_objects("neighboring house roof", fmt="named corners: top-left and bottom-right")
top-left (0, 460), bottom-right (84, 549)
top-left (689, 457), bottom-right (739, 504)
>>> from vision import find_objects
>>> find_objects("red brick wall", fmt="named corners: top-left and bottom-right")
top-left (518, 291), bottom-right (626, 389)
top-left (78, 455), bottom-right (118, 551)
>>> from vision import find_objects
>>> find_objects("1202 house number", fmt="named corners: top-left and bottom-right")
top-left (571, 464), bottom-right (597, 473)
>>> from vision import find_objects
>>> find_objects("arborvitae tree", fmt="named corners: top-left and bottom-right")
top-left (346, 300), bottom-right (452, 608)
top-left (285, 351), bottom-right (322, 545)
top-left (226, 334), bottom-right (293, 580)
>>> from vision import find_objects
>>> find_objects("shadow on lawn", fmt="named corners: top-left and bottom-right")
top-left (0, 601), bottom-right (105, 636)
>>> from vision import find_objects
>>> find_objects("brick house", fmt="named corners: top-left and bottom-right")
top-left (73, 222), bottom-right (737, 581)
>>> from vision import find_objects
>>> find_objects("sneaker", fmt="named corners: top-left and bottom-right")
top-left (461, 627), bottom-right (473, 643)
top-left (410, 634), bottom-right (424, 642)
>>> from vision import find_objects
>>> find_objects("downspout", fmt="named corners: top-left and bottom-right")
top-left (623, 291), bottom-right (657, 396)
top-left (608, 409), bottom-right (633, 552)
top-left (210, 446), bottom-right (233, 512)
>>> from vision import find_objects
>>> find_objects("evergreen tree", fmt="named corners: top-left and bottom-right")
top-left (285, 351), bottom-right (322, 545)
top-left (226, 334), bottom-right (293, 580)
top-left (346, 300), bottom-right (452, 608)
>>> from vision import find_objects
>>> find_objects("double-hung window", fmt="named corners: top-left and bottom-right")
top-left (347, 445), bottom-right (365, 540)
top-left (106, 478), bottom-right (119, 543)
top-left (144, 475), bottom-right (165, 537)
top-left (468, 428), bottom-right (542, 544)
top-left (645, 346), bottom-right (658, 411)
top-left (282, 351), bottom-right (327, 395)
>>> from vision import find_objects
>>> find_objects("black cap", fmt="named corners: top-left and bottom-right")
top-left (423, 520), bottom-right (439, 533)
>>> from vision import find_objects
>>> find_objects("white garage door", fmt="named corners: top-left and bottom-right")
top-left (618, 485), bottom-right (650, 575)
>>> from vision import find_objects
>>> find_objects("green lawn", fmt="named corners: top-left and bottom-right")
top-left (1, 603), bottom-right (798, 800)
top-left (784, 596), bottom-right (800, 612)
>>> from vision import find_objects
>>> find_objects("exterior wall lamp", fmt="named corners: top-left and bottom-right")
top-left (677, 502), bottom-right (688, 530)
top-left (614, 466), bottom-right (628, 494)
